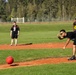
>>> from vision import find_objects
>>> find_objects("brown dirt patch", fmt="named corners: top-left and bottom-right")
top-left (0, 42), bottom-right (72, 50)
top-left (0, 42), bottom-right (75, 70)
top-left (0, 57), bottom-right (76, 70)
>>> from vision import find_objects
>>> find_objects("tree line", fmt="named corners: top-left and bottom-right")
top-left (0, 0), bottom-right (76, 22)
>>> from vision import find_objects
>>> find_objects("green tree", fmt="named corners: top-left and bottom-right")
top-left (0, 0), bottom-right (6, 21)
top-left (1, 0), bottom-right (76, 22)
top-left (27, 1), bottom-right (37, 21)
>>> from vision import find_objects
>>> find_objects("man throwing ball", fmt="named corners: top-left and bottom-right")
top-left (58, 29), bottom-right (76, 60)
top-left (10, 21), bottom-right (20, 46)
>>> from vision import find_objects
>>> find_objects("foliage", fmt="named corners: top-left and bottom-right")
top-left (0, 0), bottom-right (76, 21)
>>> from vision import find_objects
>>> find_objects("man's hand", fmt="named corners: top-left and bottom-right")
top-left (63, 46), bottom-right (66, 49)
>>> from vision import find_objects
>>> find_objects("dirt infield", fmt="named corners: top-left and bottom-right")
top-left (0, 42), bottom-right (75, 69)
top-left (0, 42), bottom-right (72, 50)
top-left (0, 57), bottom-right (76, 69)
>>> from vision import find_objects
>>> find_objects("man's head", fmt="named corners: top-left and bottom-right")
top-left (13, 21), bottom-right (16, 26)
top-left (57, 29), bottom-right (66, 40)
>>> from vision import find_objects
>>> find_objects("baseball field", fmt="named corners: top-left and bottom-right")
top-left (0, 21), bottom-right (76, 75)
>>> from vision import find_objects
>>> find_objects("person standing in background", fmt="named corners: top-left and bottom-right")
top-left (73, 18), bottom-right (76, 32)
top-left (10, 21), bottom-right (20, 46)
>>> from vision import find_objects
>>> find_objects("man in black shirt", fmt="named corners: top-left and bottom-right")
top-left (10, 21), bottom-right (20, 46)
top-left (58, 29), bottom-right (76, 60)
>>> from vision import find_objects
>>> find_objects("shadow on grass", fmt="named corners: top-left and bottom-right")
top-left (18, 43), bottom-right (33, 46)
top-left (10, 64), bottom-right (19, 66)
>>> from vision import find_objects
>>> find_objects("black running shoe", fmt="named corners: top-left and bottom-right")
top-left (68, 55), bottom-right (75, 60)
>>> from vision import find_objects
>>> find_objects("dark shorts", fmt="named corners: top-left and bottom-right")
top-left (73, 39), bottom-right (76, 45)
top-left (73, 32), bottom-right (76, 45)
top-left (11, 34), bottom-right (18, 39)
top-left (73, 41), bottom-right (76, 45)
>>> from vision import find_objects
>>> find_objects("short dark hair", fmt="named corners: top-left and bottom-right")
top-left (13, 21), bottom-right (16, 23)
top-left (60, 29), bottom-right (66, 32)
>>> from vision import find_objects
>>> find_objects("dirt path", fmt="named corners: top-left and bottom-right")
top-left (0, 57), bottom-right (76, 70)
top-left (0, 43), bottom-right (72, 50)
top-left (0, 43), bottom-right (75, 70)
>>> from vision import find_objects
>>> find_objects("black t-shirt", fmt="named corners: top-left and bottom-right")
top-left (11, 25), bottom-right (20, 34)
top-left (65, 32), bottom-right (76, 40)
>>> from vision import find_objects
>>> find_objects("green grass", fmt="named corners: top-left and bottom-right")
top-left (0, 21), bottom-right (73, 44)
top-left (0, 63), bottom-right (76, 75)
top-left (0, 21), bottom-right (75, 75)
top-left (0, 31), bottom-right (59, 44)
top-left (0, 48), bottom-right (72, 64)
top-left (19, 31), bottom-right (60, 43)
top-left (0, 21), bottom-right (73, 32)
